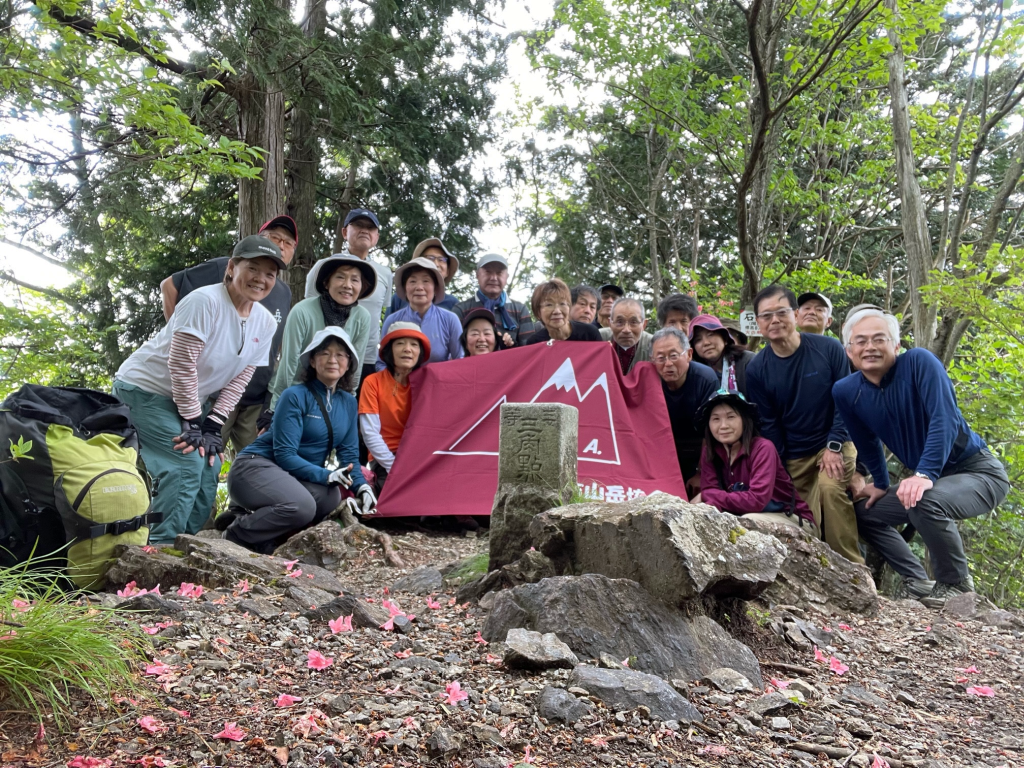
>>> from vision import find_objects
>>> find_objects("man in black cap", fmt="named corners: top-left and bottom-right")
top-left (305, 208), bottom-right (394, 387)
top-left (159, 215), bottom-right (297, 454)
top-left (453, 252), bottom-right (534, 346)
top-left (596, 283), bottom-right (624, 328)
top-left (796, 291), bottom-right (834, 335)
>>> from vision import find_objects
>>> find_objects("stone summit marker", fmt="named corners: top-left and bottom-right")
top-left (489, 403), bottom-right (578, 571)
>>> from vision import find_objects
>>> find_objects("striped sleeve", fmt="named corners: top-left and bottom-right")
top-left (168, 332), bottom-right (205, 419)
top-left (211, 365), bottom-right (257, 420)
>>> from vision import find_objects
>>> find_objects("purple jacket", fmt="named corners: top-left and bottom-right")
top-left (700, 436), bottom-right (814, 523)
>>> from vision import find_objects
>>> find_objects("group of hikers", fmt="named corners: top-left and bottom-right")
top-left (112, 209), bottom-right (1010, 611)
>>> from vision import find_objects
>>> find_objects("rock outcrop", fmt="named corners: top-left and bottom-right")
top-left (481, 573), bottom-right (763, 687)
top-left (529, 493), bottom-right (787, 602)
top-left (739, 517), bottom-right (879, 616)
top-left (274, 521), bottom-right (350, 568)
top-left (105, 535), bottom-right (349, 595)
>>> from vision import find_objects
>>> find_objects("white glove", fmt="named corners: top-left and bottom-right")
top-left (357, 484), bottom-right (377, 516)
top-left (328, 466), bottom-right (354, 488)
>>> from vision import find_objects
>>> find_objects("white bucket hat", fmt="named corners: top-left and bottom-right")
top-left (299, 326), bottom-right (361, 370)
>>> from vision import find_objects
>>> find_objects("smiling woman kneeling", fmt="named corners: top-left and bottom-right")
top-left (691, 390), bottom-right (818, 535)
top-left (223, 327), bottom-right (376, 554)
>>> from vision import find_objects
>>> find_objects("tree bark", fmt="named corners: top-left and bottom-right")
top-left (285, 0), bottom-right (328, 301)
top-left (331, 163), bottom-right (359, 253)
top-left (237, 69), bottom-right (287, 238)
top-left (885, 0), bottom-right (937, 349)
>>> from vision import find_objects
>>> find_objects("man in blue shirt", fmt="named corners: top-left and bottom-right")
top-left (746, 285), bottom-right (862, 565)
top-left (834, 308), bottom-right (1009, 608)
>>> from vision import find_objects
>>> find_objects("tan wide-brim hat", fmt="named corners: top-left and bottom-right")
top-left (394, 257), bottom-right (446, 304)
top-left (412, 237), bottom-right (458, 282)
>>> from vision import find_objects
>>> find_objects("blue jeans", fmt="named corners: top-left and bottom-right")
top-left (854, 450), bottom-right (1009, 584)
top-left (112, 381), bottom-right (220, 544)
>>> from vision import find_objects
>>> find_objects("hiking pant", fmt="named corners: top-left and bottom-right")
top-left (854, 450), bottom-right (1009, 584)
top-left (112, 381), bottom-right (219, 545)
top-left (787, 442), bottom-right (864, 565)
top-left (220, 402), bottom-right (262, 457)
top-left (226, 454), bottom-right (341, 549)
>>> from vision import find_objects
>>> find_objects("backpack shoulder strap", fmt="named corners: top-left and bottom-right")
top-left (304, 382), bottom-right (333, 468)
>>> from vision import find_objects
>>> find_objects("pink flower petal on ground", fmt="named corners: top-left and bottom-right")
top-left (141, 545), bottom-right (158, 554)
top-left (871, 756), bottom-right (891, 768)
top-left (176, 582), bottom-right (203, 598)
top-left (149, 584), bottom-right (162, 596)
top-left (275, 693), bottom-right (301, 707)
top-left (770, 678), bottom-right (791, 689)
top-left (475, 631), bottom-right (488, 645)
top-left (136, 716), bottom-right (166, 734)
top-left (380, 618), bottom-right (395, 631)
top-left (329, 615), bottom-right (353, 633)
top-left (838, 623), bottom-right (852, 631)
top-left (426, 596), bottom-right (441, 610)
top-left (307, 649), bottom-right (333, 669)
top-left (132, 757), bottom-right (169, 767)
top-left (829, 657), bottom-right (849, 676)
top-left (169, 707), bottom-right (190, 718)
top-left (286, 569), bottom-right (303, 578)
top-left (235, 579), bottom-right (250, 593)
top-left (144, 661), bottom-right (175, 676)
top-left (283, 559), bottom-right (299, 571)
top-left (67, 758), bottom-right (113, 768)
top-left (444, 681), bottom-right (469, 705)
top-left (699, 745), bottom-right (732, 756)
top-left (142, 626), bottom-right (161, 635)
top-left (214, 722), bottom-right (246, 741)
top-left (966, 685), bottom-right (995, 697)
top-left (813, 646), bottom-right (826, 663)
top-left (12, 598), bottom-right (31, 612)
top-left (961, 665), bottom-right (980, 674)
top-left (485, 654), bottom-right (502, 665)
top-left (394, 649), bottom-right (412, 658)
top-left (117, 581), bottom-right (140, 598)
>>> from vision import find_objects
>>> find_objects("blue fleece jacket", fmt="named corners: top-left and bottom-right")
top-left (831, 347), bottom-right (985, 489)
top-left (242, 380), bottom-right (365, 489)
top-left (745, 332), bottom-right (851, 460)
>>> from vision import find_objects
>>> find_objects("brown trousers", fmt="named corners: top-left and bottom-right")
top-left (786, 442), bottom-right (864, 565)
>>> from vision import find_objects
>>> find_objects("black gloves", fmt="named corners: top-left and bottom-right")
top-left (177, 419), bottom-right (204, 451)
top-left (200, 415), bottom-right (225, 459)
top-left (256, 409), bottom-right (274, 433)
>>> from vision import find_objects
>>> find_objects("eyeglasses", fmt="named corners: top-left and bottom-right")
top-left (314, 350), bottom-right (349, 361)
top-left (612, 318), bottom-right (644, 328)
top-left (756, 308), bottom-right (794, 322)
top-left (847, 335), bottom-right (893, 350)
top-left (653, 353), bottom-right (685, 365)
top-left (426, 255), bottom-right (449, 265)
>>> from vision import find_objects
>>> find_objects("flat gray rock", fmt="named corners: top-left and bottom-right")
top-left (274, 520), bottom-right (350, 568)
top-left (304, 594), bottom-right (390, 629)
top-left (536, 686), bottom-right (592, 724)
top-left (503, 628), bottom-right (579, 670)
top-left (481, 574), bottom-right (763, 687)
top-left (703, 667), bottom-right (755, 693)
top-left (393, 566), bottom-right (444, 595)
top-left (568, 664), bottom-right (702, 723)
top-left (748, 692), bottom-right (799, 716)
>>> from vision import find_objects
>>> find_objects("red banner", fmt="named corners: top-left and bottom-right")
top-left (375, 341), bottom-right (688, 517)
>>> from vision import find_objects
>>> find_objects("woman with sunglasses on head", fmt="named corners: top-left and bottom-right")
top-left (691, 390), bottom-right (818, 535)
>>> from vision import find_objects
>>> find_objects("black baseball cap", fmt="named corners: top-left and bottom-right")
top-left (343, 208), bottom-right (380, 228)
top-left (259, 215), bottom-right (298, 242)
top-left (231, 235), bottom-right (286, 270)
top-left (600, 284), bottom-right (625, 298)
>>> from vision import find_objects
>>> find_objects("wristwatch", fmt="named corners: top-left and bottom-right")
top-left (826, 440), bottom-right (843, 453)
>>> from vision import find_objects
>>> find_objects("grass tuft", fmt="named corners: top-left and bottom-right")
top-left (0, 563), bottom-right (150, 726)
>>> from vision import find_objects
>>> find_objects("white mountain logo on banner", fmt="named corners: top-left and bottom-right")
top-left (434, 357), bottom-right (622, 465)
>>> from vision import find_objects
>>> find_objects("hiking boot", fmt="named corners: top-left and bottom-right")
top-left (920, 577), bottom-right (976, 609)
top-left (215, 504), bottom-right (248, 532)
top-left (892, 577), bottom-right (935, 600)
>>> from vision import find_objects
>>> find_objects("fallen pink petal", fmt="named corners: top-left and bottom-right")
top-left (67, 758), bottom-right (113, 768)
top-left (213, 722), bottom-right (246, 741)
top-left (813, 646), bottom-right (826, 663)
top-left (829, 657), bottom-right (850, 676)
top-left (329, 614), bottom-right (353, 633)
top-left (307, 649), bottom-right (334, 669)
top-left (966, 686), bottom-right (996, 697)
top-left (136, 715), bottom-right (166, 734)
top-left (444, 681), bottom-right (469, 705)
top-left (275, 693), bottom-right (302, 707)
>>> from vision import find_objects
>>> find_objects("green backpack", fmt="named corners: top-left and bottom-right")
top-left (0, 384), bottom-right (161, 590)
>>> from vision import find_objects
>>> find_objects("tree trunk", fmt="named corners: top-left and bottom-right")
top-left (885, 0), bottom-right (937, 349)
top-left (331, 163), bottom-right (359, 253)
top-left (237, 0), bottom-right (289, 240)
top-left (284, 0), bottom-right (328, 301)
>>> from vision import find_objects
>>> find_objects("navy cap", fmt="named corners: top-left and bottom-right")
top-left (231, 235), bottom-right (286, 270)
top-left (343, 208), bottom-right (380, 228)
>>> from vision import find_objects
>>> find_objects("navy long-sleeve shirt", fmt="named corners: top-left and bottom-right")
top-left (832, 347), bottom-right (985, 489)
top-left (243, 380), bottom-right (365, 490)
top-left (745, 332), bottom-right (851, 460)
top-left (663, 360), bottom-right (720, 479)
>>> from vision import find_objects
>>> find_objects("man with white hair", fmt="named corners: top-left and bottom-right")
top-left (651, 327), bottom-right (719, 483)
top-left (833, 308), bottom-right (1009, 607)
top-left (453, 252), bottom-right (534, 346)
